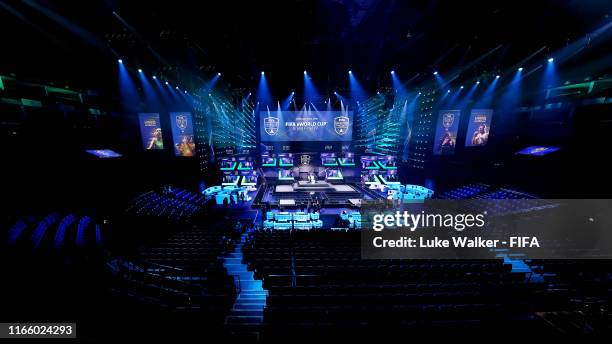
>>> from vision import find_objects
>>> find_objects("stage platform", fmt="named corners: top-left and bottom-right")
top-left (275, 182), bottom-right (358, 193)
top-left (258, 182), bottom-right (383, 208)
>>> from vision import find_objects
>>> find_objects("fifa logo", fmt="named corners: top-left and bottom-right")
top-left (264, 116), bottom-right (279, 135)
top-left (442, 112), bottom-right (455, 129)
top-left (176, 114), bottom-right (188, 131)
top-left (334, 115), bottom-right (350, 135)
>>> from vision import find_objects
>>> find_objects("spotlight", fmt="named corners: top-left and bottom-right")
top-left (291, 91), bottom-right (295, 94)
top-left (261, 71), bottom-right (265, 75)
top-left (184, 90), bottom-right (188, 94)
top-left (348, 70), bottom-right (352, 74)
top-left (548, 58), bottom-right (554, 63)
top-left (496, 75), bottom-right (500, 79)
top-left (377, 91), bottom-right (380, 95)
top-left (518, 67), bottom-right (524, 72)
top-left (476, 81), bottom-right (480, 84)
top-left (418, 92), bottom-right (422, 95)
top-left (460, 86), bottom-right (464, 89)
top-left (303, 71), bottom-right (307, 75)
top-left (152, 75), bottom-right (157, 79)
top-left (447, 90), bottom-right (451, 93)
top-left (390, 70), bottom-right (395, 74)
top-left (248, 92), bottom-right (251, 96)
top-left (117, 59), bottom-right (123, 64)
top-left (218, 72), bottom-right (222, 76)
top-left (334, 91), bottom-right (338, 95)
top-left (175, 86), bottom-right (179, 90)
top-left (165, 81), bottom-right (169, 85)
top-left (433, 71), bottom-right (438, 75)
top-left (138, 68), bottom-right (142, 73)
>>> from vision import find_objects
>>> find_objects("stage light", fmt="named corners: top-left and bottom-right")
top-left (118, 59), bottom-right (123, 64)
top-left (460, 86), bottom-right (464, 89)
top-left (217, 72), bottom-right (222, 76)
top-left (152, 75), bottom-right (157, 79)
top-left (390, 70), bottom-right (395, 74)
top-left (418, 92), bottom-right (422, 95)
top-left (348, 70), bottom-right (352, 74)
top-left (184, 90), bottom-right (187, 94)
top-left (334, 91), bottom-right (338, 95)
top-left (447, 89), bottom-right (451, 93)
top-left (476, 81), bottom-right (480, 84)
top-left (518, 67), bottom-right (523, 72)
top-left (291, 91), bottom-right (295, 94)
top-left (496, 75), bottom-right (500, 79)
top-left (248, 92), bottom-right (251, 96)
top-left (165, 81), bottom-right (169, 85)
top-left (433, 71), bottom-right (438, 75)
top-left (304, 71), bottom-right (307, 75)
top-left (175, 86), bottom-right (179, 90)
top-left (138, 68), bottom-right (142, 73)
top-left (261, 71), bottom-right (264, 75)
top-left (548, 58), bottom-right (554, 63)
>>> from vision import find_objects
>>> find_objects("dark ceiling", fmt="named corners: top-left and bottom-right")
top-left (1, 0), bottom-right (610, 96)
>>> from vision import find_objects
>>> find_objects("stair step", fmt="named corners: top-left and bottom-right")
top-left (237, 295), bottom-right (266, 301)
top-left (239, 291), bottom-right (267, 296)
top-left (240, 280), bottom-right (264, 291)
top-left (230, 309), bottom-right (264, 316)
top-left (233, 271), bottom-right (254, 279)
top-left (224, 258), bottom-right (242, 264)
top-left (233, 303), bottom-right (266, 310)
top-left (236, 299), bottom-right (266, 306)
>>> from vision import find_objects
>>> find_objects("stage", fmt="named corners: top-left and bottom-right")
top-left (275, 181), bottom-right (358, 193)
top-left (260, 181), bottom-right (378, 208)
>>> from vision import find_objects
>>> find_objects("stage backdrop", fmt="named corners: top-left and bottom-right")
top-left (138, 113), bottom-right (164, 150)
top-left (260, 111), bottom-right (353, 142)
top-left (433, 109), bottom-right (461, 155)
top-left (170, 112), bottom-right (196, 157)
top-left (465, 109), bottom-right (493, 147)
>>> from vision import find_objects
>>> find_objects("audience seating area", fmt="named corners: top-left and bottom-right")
top-left (126, 188), bottom-right (206, 220)
top-left (437, 183), bottom-right (491, 199)
top-left (5, 212), bottom-right (101, 250)
top-left (109, 219), bottom-right (241, 325)
top-left (242, 229), bottom-right (560, 337)
top-left (436, 184), bottom-right (557, 216)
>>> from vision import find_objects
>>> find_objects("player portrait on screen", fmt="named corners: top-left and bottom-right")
top-left (471, 124), bottom-right (489, 146)
top-left (147, 128), bottom-right (164, 150)
top-left (175, 135), bottom-right (195, 157)
top-left (438, 131), bottom-right (456, 154)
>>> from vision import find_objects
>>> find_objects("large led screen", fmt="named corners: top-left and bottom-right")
top-left (260, 111), bottom-right (353, 142)
top-left (170, 112), bottom-right (196, 157)
top-left (138, 113), bottom-right (164, 150)
top-left (433, 110), bottom-right (461, 155)
top-left (465, 109), bottom-right (493, 147)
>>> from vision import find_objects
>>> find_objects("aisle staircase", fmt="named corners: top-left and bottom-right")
top-left (223, 231), bottom-right (267, 339)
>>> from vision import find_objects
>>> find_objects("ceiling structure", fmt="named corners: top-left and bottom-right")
top-left (2, 0), bottom-right (610, 97)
